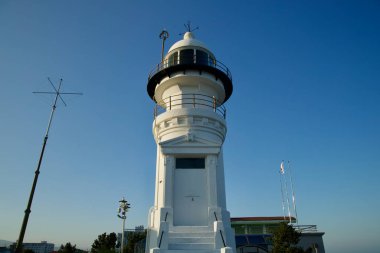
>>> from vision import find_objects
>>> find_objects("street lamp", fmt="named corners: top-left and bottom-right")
top-left (117, 197), bottom-right (130, 253)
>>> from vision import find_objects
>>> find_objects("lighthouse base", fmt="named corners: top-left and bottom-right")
top-left (146, 221), bottom-right (236, 253)
top-left (151, 247), bottom-right (234, 253)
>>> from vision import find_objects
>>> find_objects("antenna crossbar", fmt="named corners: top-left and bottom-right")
top-left (48, 77), bottom-right (67, 106)
top-left (33, 92), bottom-right (83, 95)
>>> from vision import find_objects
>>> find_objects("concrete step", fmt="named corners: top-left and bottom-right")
top-left (159, 250), bottom-right (219, 253)
top-left (171, 226), bottom-right (212, 233)
top-left (169, 231), bottom-right (215, 238)
top-left (168, 243), bottom-right (215, 250)
top-left (168, 236), bottom-right (214, 244)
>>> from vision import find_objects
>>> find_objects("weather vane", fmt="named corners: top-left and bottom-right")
top-left (179, 21), bottom-right (199, 36)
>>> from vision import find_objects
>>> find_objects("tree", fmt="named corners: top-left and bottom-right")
top-left (271, 222), bottom-right (304, 253)
top-left (124, 231), bottom-right (146, 253)
top-left (58, 242), bottom-right (77, 253)
top-left (91, 232), bottom-right (117, 253)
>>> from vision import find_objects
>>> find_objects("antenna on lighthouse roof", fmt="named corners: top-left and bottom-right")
top-left (159, 29), bottom-right (169, 62)
top-left (179, 21), bottom-right (199, 36)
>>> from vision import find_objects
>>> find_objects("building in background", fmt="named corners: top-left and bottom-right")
top-left (0, 247), bottom-right (12, 253)
top-left (10, 241), bottom-right (54, 253)
top-left (117, 226), bottom-right (146, 251)
top-left (231, 217), bottom-right (325, 253)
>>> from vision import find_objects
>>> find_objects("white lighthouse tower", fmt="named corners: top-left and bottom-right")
top-left (145, 31), bottom-right (235, 253)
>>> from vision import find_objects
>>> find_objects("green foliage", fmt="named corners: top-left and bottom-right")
top-left (124, 231), bottom-right (146, 253)
top-left (58, 242), bottom-right (77, 253)
top-left (23, 249), bottom-right (35, 253)
top-left (91, 233), bottom-right (117, 253)
top-left (271, 222), bottom-right (304, 253)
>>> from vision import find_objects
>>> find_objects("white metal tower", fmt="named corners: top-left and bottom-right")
top-left (145, 31), bottom-right (235, 253)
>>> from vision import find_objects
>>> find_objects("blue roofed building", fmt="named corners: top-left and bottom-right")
top-left (231, 217), bottom-right (325, 253)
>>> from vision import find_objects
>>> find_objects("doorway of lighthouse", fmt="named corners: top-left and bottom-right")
top-left (173, 158), bottom-right (208, 226)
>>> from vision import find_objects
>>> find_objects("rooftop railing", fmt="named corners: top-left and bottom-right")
top-left (293, 225), bottom-right (318, 232)
top-left (154, 93), bottom-right (226, 119)
top-left (148, 55), bottom-right (232, 82)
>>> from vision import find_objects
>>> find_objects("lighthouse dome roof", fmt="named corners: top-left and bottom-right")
top-left (168, 32), bottom-right (212, 55)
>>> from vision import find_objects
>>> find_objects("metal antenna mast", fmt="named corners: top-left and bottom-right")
top-left (15, 78), bottom-right (82, 253)
top-left (159, 30), bottom-right (169, 62)
top-left (287, 160), bottom-right (299, 225)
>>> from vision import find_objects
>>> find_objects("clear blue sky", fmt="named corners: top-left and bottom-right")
top-left (1, 1), bottom-right (379, 253)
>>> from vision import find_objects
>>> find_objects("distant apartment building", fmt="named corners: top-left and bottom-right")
top-left (117, 226), bottom-right (145, 248)
top-left (0, 247), bottom-right (11, 253)
top-left (11, 241), bottom-right (54, 253)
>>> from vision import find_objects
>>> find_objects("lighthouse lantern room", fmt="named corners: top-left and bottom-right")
top-left (145, 31), bottom-right (236, 253)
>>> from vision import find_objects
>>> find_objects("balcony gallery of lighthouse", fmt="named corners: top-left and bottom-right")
top-left (145, 30), bottom-right (235, 253)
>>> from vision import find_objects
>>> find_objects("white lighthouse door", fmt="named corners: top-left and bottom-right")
top-left (173, 159), bottom-right (208, 226)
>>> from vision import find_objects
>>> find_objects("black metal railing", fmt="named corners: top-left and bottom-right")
top-left (154, 93), bottom-right (226, 119)
top-left (148, 55), bottom-right (232, 83)
top-left (158, 212), bottom-right (169, 248)
top-left (214, 211), bottom-right (227, 247)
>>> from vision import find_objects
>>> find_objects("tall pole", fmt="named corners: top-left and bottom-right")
top-left (283, 171), bottom-right (292, 223)
top-left (121, 218), bottom-right (125, 253)
top-left (280, 161), bottom-right (292, 223)
top-left (288, 161), bottom-right (299, 225)
top-left (118, 198), bottom-right (131, 253)
top-left (279, 171), bottom-right (286, 220)
top-left (15, 78), bottom-right (81, 253)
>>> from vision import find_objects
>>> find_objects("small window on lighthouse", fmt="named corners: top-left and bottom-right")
top-left (176, 158), bottom-right (205, 169)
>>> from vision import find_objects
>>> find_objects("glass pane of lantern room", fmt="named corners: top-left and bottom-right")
top-left (180, 49), bottom-right (194, 64)
top-left (196, 50), bottom-right (208, 65)
top-left (168, 52), bottom-right (178, 66)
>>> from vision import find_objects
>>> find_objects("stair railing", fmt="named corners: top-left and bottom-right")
top-left (158, 212), bottom-right (168, 248)
top-left (145, 206), bottom-right (156, 253)
top-left (214, 211), bottom-right (227, 247)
